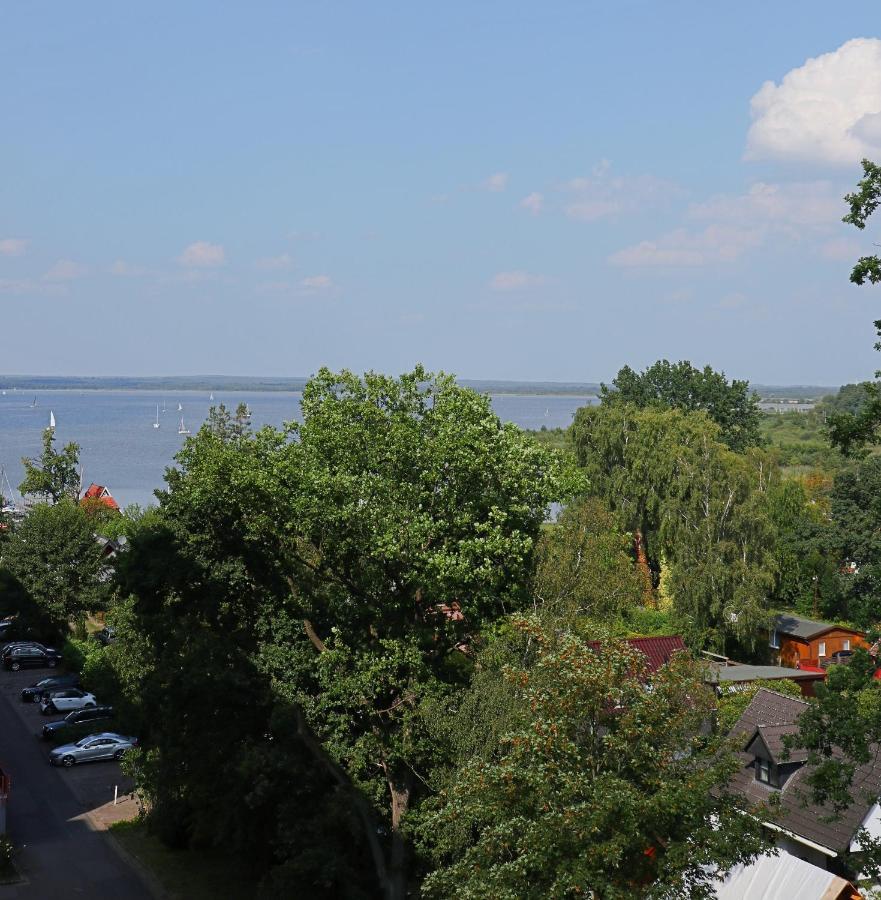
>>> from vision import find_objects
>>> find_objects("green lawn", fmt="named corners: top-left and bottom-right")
top-left (110, 820), bottom-right (256, 900)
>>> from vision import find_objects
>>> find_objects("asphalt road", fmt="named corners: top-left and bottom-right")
top-left (0, 672), bottom-right (154, 899)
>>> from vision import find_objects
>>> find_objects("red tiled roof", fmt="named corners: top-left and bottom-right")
top-left (587, 635), bottom-right (687, 674)
top-left (81, 483), bottom-right (120, 511)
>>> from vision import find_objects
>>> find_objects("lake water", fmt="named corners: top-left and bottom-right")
top-left (0, 390), bottom-right (597, 508)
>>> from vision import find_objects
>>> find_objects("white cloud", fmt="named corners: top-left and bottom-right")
top-left (520, 192), bottom-right (544, 215)
top-left (255, 253), bottom-right (292, 271)
top-left (0, 238), bottom-right (26, 257)
top-left (564, 170), bottom-right (678, 221)
top-left (109, 260), bottom-right (146, 276)
top-left (689, 181), bottom-right (842, 229)
top-left (483, 172), bottom-right (509, 192)
top-left (301, 275), bottom-right (333, 290)
top-left (745, 38), bottom-right (881, 165)
top-left (0, 278), bottom-right (66, 296)
top-left (43, 259), bottom-right (88, 281)
top-left (609, 225), bottom-right (762, 267)
top-left (489, 270), bottom-right (547, 291)
top-left (178, 241), bottom-right (226, 268)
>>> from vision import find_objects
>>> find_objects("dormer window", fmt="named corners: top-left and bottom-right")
top-left (756, 757), bottom-right (772, 784)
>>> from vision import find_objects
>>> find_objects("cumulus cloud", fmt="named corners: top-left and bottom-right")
top-left (609, 225), bottom-right (762, 267)
top-left (520, 192), bottom-right (544, 215)
top-left (178, 241), bottom-right (226, 267)
top-left (0, 238), bottom-right (26, 257)
top-left (483, 172), bottom-right (509, 192)
top-left (564, 169), bottom-right (678, 221)
top-left (489, 270), bottom-right (547, 291)
top-left (301, 275), bottom-right (333, 290)
top-left (745, 38), bottom-right (881, 165)
top-left (43, 259), bottom-right (88, 281)
top-left (255, 253), bottom-right (293, 271)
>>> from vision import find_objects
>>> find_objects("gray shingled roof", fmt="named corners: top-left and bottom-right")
top-left (772, 613), bottom-right (854, 640)
top-left (746, 724), bottom-right (809, 764)
top-left (727, 688), bottom-right (881, 852)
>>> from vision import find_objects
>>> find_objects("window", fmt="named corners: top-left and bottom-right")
top-left (844, 639), bottom-right (851, 651)
top-left (756, 758), bottom-right (772, 784)
top-left (769, 629), bottom-right (780, 649)
top-left (818, 641), bottom-right (826, 657)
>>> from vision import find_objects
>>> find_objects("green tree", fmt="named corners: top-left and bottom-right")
top-left (119, 370), bottom-right (569, 899)
top-left (572, 403), bottom-right (777, 651)
top-left (421, 619), bottom-right (766, 899)
top-left (2, 501), bottom-right (105, 630)
top-left (601, 359), bottom-right (762, 451)
top-left (533, 497), bottom-right (646, 627)
top-left (843, 158), bottom-right (881, 286)
top-left (19, 428), bottom-right (81, 502)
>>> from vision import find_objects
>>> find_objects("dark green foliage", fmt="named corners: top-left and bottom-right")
top-left (19, 428), bottom-right (81, 503)
top-left (2, 501), bottom-right (105, 631)
top-left (843, 158), bottom-right (881, 285)
top-left (420, 619), bottom-right (767, 899)
top-left (601, 359), bottom-right (762, 451)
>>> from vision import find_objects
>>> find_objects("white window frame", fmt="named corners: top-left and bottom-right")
top-left (756, 758), bottom-right (772, 784)
top-left (818, 641), bottom-right (826, 657)
top-left (843, 639), bottom-right (851, 651)
top-left (769, 629), bottom-right (780, 649)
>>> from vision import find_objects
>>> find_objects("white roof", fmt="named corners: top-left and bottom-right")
top-left (714, 852), bottom-right (855, 900)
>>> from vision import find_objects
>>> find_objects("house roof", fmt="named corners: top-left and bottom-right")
top-left (713, 851), bottom-right (858, 900)
top-left (773, 613), bottom-right (863, 641)
top-left (622, 636), bottom-right (687, 673)
top-left (81, 483), bottom-right (120, 511)
top-left (727, 688), bottom-right (881, 853)
top-left (745, 724), bottom-right (809, 764)
top-left (710, 663), bottom-right (824, 684)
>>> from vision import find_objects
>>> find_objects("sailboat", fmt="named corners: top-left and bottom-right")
top-left (161, 399), bottom-right (167, 414)
top-left (209, 392), bottom-right (214, 402)
top-left (48, 411), bottom-right (56, 431)
top-left (178, 417), bottom-right (191, 435)
top-left (242, 403), bottom-right (252, 422)
top-left (153, 405), bottom-right (160, 429)
top-left (177, 402), bottom-right (183, 412)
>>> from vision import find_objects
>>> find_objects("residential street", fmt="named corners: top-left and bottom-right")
top-left (0, 672), bottom-right (154, 899)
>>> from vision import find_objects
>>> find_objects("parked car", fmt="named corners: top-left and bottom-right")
top-left (94, 627), bottom-right (116, 646)
top-left (40, 689), bottom-right (97, 715)
top-left (2, 644), bottom-right (62, 671)
top-left (49, 732), bottom-right (138, 767)
top-left (21, 673), bottom-right (81, 703)
top-left (42, 706), bottom-right (115, 741)
top-left (822, 650), bottom-right (855, 669)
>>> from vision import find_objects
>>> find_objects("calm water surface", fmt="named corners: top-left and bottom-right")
top-left (0, 390), bottom-right (596, 508)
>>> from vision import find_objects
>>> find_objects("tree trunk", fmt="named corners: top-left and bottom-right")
top-left (634, 529), bottom-right (655, 606)
top-left (386, 772), bottom-right (412, 900)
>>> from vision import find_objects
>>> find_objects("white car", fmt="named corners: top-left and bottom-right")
top-left (41, 689), bottom-right (98, 716)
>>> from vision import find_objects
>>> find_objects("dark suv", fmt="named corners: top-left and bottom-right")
top-left (2, 644), bottom-right (62, 671)
top-left (42, 706), bottom-right (115, 741)
top-left (21, 673), bottom-right (81, 703)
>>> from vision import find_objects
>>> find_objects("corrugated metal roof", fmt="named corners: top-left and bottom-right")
top-left (624, 636), bottom-right (687, 673)
top-left (712, 664), bottom-right (823, 683)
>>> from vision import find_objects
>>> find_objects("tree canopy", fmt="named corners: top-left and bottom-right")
top-left (600, 359), bottom-right (762, 451)
top-left (19, 428), bottom-right (82, 503)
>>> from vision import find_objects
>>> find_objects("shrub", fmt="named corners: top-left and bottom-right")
top-left (0, 834), bottom-right (14, 873)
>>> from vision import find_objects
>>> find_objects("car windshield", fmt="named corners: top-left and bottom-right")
top-left (75, 737), bottom-right (94, 747)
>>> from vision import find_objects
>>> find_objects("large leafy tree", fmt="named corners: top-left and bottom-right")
top-left (421, 619), bottom-right (767, 899)
top-left (119, 369), bottom-right (569, 899)
top-left (2, 500), bottom-right (105, 631)
top-left (571, 403), bottom-right (777, 651)
top-left (601, 359), bottom-right (762, 451)
top-left (19, 428), bottom-right (82, 503)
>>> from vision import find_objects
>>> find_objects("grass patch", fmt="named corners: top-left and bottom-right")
top-left (110, 819), bottom-right (256, 900)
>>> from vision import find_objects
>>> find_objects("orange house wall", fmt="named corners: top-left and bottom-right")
top-left (778, 629), bottom-right (868, 668)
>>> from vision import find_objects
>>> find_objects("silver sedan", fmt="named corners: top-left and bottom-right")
top-left (48, 732), bottom-right (138, 767)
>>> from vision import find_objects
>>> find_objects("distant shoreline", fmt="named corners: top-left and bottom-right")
top-left (0, 375), bottom-right (838, 400)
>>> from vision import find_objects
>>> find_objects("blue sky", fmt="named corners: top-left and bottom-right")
top-left (2, 2), bottom-right (881, 385)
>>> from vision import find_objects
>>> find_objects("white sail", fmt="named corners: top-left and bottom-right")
top-left (49, 411), bottom-right (56, 430)
top-left (154, 405), bottom-right (160, 428)
top-left (178, 402), bottom-right (183, 412)
top-left (209, 392), bottom-right (214, 401)
top-left (178, 417), bottom-right (190, 435)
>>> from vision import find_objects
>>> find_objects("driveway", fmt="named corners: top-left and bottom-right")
top-left (0, 669), bottom-right (155, 898)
